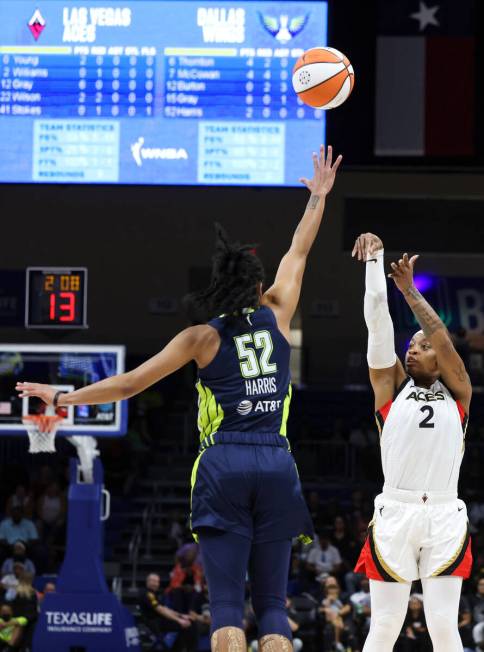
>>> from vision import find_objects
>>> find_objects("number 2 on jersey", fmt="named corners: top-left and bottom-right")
top-left (419, 405), bottom-right (435, 428)
top-left (234, 330), bottom-right (277, 378)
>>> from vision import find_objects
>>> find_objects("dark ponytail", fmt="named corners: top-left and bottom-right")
top-left (183, 223), bottom-right (265, 323)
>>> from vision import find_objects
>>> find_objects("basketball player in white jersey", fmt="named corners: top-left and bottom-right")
top-left (352, 232), bottom-right (472, 652)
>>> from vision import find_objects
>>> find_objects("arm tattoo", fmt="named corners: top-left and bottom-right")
top-left (403, 286), bottom-right (445, 338)
top-left (452, 362), bottom-right (467, 383)
top-left (308, 194), bottom-right (320, 209)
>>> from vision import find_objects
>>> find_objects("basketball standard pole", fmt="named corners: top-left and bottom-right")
top-left (32, 436), bottom-right (140, 652)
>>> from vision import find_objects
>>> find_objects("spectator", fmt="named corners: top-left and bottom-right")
top-left (5, 486), bottom-right (33, 520)
top-left (0, 603), bottom-right (26, 651)
top-left (318, 576), bottom-right (352, 652)
top-left (350, 577), bottom-right (371, 649)
top-left (166, 542), bottom-right (204, 614)
top-left (1, 542), bottom-right (35, 578)
top-left (0, 507), bottom-right (38, 554)
top-left (458, 592), bottom-right (474, 652)
top-left (1, 563), bottom-right (24, 602)
top-left (10, 571), bottom-right (37, 623)
top-left (188, 582), bottom-right (211, 639)
top-left (36, 482), bottom-right (66, 543)
top-left (306, 529), bottom-right (342, 579)
top-left (345, 529), bottom-right (367, 594)
top-left (470, 577), bottom-right (484, 629)
top-left (38, 581), bottom-right (56, 604)
top-left (401, 595), bottom-right (431, 652)
top-left (331, 516), bottom-right (353, 565)
top-left (474, 620), bottom-right (484, 651)
top-left (285, 596), bottom-right (304, 652)
top-left (139, 573), bottom-right (198, 652)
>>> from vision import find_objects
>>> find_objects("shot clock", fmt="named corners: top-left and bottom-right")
top-left (26, 267), bottom-right (87, 329)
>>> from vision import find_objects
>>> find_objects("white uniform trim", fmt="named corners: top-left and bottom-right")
top-left (377, 378), bottom-right (466, 493)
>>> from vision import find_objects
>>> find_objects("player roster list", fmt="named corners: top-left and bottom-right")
top-left (0, 1), bottom-right (328, 186)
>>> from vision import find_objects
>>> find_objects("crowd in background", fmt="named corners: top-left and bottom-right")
top-left (0, 467), bottom-right (64, 651)
top-left (137, 485), bottom-right (484, 652)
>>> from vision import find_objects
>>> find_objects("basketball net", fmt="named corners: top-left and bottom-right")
top-left (22, 406), bottom-right (62, 454)
top-left (23, 407), bottom-right (100, 483)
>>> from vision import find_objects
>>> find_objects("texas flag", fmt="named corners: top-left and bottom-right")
top-left (375, 0), bottom-right (475, 157)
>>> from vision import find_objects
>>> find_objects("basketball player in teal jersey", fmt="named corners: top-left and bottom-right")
top-left (17, 145), bottom-right (342, 652)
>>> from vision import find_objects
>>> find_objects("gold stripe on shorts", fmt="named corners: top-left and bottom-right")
top-left (370, 522), bottom-right (407, 583)
top-left (430, 526), bottom-right (468, 577)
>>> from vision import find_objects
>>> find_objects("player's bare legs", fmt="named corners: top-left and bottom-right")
top-left (421, 577), bottom-right (464, 652)
top-left (211, 627), bottom-right (247, 652)
top-left (362, 580), bottom-right (411, 652)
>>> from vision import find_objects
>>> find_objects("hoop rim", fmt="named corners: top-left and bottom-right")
top-left (22, 414), bottom-right (63, 433)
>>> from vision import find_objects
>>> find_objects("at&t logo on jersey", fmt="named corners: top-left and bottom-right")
top-left (197, 7), bottom-right (245, 43)
top-left (237, 400), bottom-right (253, 416)
top-left (237, 399), bottom-right (281, 415)
top-left (406, 390), bottom-right (445, 402)
top-left (255, 400), bottom-right (281, 412)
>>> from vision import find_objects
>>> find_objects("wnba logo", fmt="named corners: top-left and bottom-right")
top-left (131, 137), bottom-right (188, 167)
top-left (237, 400), bottom-right (253, 416)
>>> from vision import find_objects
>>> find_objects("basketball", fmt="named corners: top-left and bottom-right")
top-left (292, 47), bottom-right (355, 110)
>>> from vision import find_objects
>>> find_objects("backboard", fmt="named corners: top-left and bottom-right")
top-left (0, 344), bottom-right (127, 436)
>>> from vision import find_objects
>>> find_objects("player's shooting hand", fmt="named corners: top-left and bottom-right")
top-left (388, 254), bottom-right (419, 292)
top-left (351, 233), bottom-right (383, 261)
top-left (299, 145), bottom-right (342, 196)
top-left (15, 382), bottom-right (57, 406)
top-left (388, 252), bottom-right (420, 293)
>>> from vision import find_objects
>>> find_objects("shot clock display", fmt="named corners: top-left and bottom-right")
top-left (26, 267), bottom-right (87, 329)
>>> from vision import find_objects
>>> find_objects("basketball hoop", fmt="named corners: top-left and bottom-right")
top-left (22, 415), bottom-right (63, 453)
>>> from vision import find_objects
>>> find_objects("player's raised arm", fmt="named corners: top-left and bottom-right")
top-left (262, 145), bottom-right (342, 338)
top-left (389, 253), bottom-right (472, 412)
top-left (16, 326), bottom-right (209, 407)
top-left (352, 233), bottom-right (406, 410)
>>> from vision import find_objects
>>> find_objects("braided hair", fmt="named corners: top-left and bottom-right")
top-left (184, 223), bottom-right (265, 324)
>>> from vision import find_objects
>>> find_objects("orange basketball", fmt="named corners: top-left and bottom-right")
top-left (292, 47), bottom-right (355, 110)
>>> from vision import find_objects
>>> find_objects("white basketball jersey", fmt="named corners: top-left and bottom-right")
top-left (376, 378), bottom-right (468, 492)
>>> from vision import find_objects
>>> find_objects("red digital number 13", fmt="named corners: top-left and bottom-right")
top-left (49, 292), bottom-right (76, 322)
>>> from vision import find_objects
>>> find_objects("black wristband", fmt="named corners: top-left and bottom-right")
top-left (53, 390), bottom-right (66, 409)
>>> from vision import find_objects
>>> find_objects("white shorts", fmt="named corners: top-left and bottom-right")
top-left (355, 486), bottom-right (472, 583)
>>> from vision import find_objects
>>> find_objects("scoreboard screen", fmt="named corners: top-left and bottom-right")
top-left (0, 1), bottom-right (327, 187)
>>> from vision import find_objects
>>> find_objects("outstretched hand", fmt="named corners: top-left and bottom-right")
top-left (299, 145), bottom-right (342, 196)
top-left (15, 382), bottom-right (58, 406)
top-left (351, 232), bottom-right (383, 261)
top-left (388, 253), bottom-right (420, 293)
